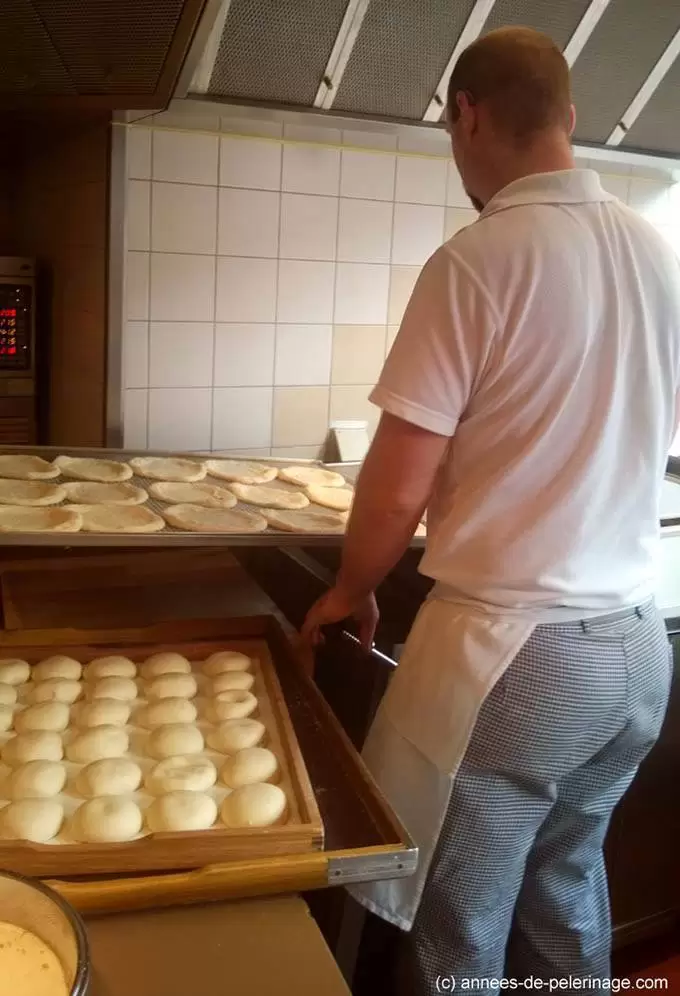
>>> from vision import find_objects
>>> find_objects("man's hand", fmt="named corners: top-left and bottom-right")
top-left (301, 586), bottom-right (379, 653)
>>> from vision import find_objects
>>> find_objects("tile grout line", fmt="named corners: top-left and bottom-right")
top-left (385, 144), bottom-right (399, 364)
top-left (145, 135), bottom-right (153, 450)
top-left (270, 142), bottom-right (284, 455)
top-left (327, 149), bottom-right (343, 452)
top-left (209, 136), bottom-right (220, 454)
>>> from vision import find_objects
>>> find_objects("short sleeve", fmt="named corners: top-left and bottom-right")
top-left (370, 245), bottom-right (496, 436)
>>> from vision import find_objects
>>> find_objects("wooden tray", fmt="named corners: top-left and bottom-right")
top-left (0, 634), bottom-right (323, 876)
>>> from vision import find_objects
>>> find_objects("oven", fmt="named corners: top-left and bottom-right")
top-left (0, 257), bottom-right (36, 443)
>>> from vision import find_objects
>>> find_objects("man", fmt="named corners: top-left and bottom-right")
top-left (303, 26), bottom-right (680, 993)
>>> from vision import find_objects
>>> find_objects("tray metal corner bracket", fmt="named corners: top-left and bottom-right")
top-left (327, 847), bottom-right (418, 885)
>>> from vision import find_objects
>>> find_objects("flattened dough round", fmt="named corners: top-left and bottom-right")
top-left (0, 659), bottom-right (30, 685)
top-left (0, 684), bottom-right (17, 705)
top-left (220, 783), bottom-right (287, 828)
top-left (0, 798), bottom-right (64, 841)
top-left (0, 479), bottom-right (66, 506)
top-left (15, 701), bottom-right (70, 733)
top-left (229, 482), bottom-right (309, 509)
top-left (138, 697), bottom-right (197, 729)
top-left (28, 678), bottom-right (82, 704)
top-left (3, 731), bottom-right (63, 765)
top-left (89, 676), bottom-right (138, 701)
top-left (146, 723), bottom-right (204, 760)
top-left (277, 466), bottom-right (345, 488)
top-left (0, 506), bottom-right (81, 532)
top-left (7, 760), bottom-right (67, 799)
top-left (146, 673), bottom-right (196, 700)
top-left (212, 671), bottom-right (255, 694)
top-left (220, 747), bottom-right (279, 788)
top-left (203, 651), bottom-right (252, 676)
top-left (210, 690), bottom-right (257, 722)
top-left (54, 455), bottom-right (132, 482)
top-left (63, 481), bottom-right (148, 505)
top-left (74, 698), bottom-right (131, 728)
top-left (149, 481), bottom-right (237, 509)
top-left (162, 503), bottom-right (267, 534)
top-left (76, 758), bottom-right (142, 798)
top-left (84, 655), bottom-right (136, 680)
top-left (140, 652), bottom-right (191, 679)
top-left (0, 455), bottom-right (59, 480)
top-left (130, 456), bottom-right (206, 482)
top-left (0, 704), bottom-right (14, 731)
top-left (34, 655), bottom-right (82, 681)
top-left (306, 484), bottom-right (353, 512)
top-left (208, 718), bottom-right (265, 754)
top-left (68, 504), bottom-right (164, 533)
top-left (146, 791), bottom-right (217, 832)
top-left (71, 796), bottom-right (142, 842)
top-left (262, 508), bottom-right (346, 534)
top-left (66, 725), bottom-right (129, 763)
top-left (205, 459), bottom-right (277, 485)
top-left (146, 755), bottom-right (216, 794)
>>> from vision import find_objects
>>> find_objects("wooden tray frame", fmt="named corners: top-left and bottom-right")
top-left (0, 629), bottom-right (323, 877)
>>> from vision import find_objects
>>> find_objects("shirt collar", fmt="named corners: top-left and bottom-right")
top-left (480, 169), bottom-right (613, 219)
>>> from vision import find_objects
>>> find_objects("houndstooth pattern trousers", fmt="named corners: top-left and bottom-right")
top-left (398, 601), bottom-right (672, 995)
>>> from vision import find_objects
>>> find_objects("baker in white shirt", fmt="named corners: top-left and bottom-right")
top-left (303, 25), bottom-right (680, 995)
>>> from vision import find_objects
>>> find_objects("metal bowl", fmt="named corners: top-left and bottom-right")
top-left (0, 869), bottom-right (89, 994)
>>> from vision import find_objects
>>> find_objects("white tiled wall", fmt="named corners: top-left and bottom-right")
top-left (121, 116), bottom-right (680, 456)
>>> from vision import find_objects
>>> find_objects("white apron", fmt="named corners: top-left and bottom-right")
top-left (349, 597), bottom-right (535, 931)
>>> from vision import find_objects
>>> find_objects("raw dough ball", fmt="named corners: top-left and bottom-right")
top-left (146, 755), bottom-right (216, 795)
top-left (220, 783), bottom-right (287, 828)
top-left (203, 651), bottom-right (252, 677)
top-left (29, 678), bottom-right (82, 704)
top-left (66, 725), bottom-right (129, 763)
top-left (212, 671), bottom-right (255, 694)
top-left (141, 652), bottom-right (192, 679)
top-left (146, 791), bottom-right (217, 832)
top-left (208, 718), bottom-right (265, 754)
top-left (137, 697), bottom-right (197, 729)
top-left (210, 690), bottom-right (258, 722)
top-left (15, 701), bottom-right (70, 733)
top-left (220, 747), bottom-right (279, 789)
top-left (2, 731), bottom-right (63, 766)
top-left (71, 797), bottom-right (142, 842)
top-left (33, 655), bottom-right (82, 681)
top-left (85, 656), bottom-right (137, 680)
top-left (89, 676), bottom-right (138, 701)
top-left (75, 698), bottom-right (131, 728)
top-left (0, 659), bottom-right (30, 685)
top-left (7, 760), bottom-right (67, 799)
top-left (76, 758), bottom-right (142, 798)
top-left (0, 704), bottom-right (13, 732)
top-left (146, 673), bottom-right (197, 700)
top-left (146, 723), bottom-right (204, 760)
top-left (0, 684), bottom-right (17, 706)
top-left (0, 799), bottom-right (64, 842)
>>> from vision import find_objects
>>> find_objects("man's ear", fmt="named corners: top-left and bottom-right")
top-left (568, 103), bottom-right (576, 137)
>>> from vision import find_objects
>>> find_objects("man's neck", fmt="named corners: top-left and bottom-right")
top-left (479, 137), bottom-right (576, 207)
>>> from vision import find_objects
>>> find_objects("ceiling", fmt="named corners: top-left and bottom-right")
top-left (187, 0), bottom-right (680, 160)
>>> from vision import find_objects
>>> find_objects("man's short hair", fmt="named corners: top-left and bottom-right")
top-left (446, 27), bottom-right (572, 145)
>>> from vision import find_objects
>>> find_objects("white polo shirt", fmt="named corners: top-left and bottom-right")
top-left (371, 169), bottom-right (680, 617)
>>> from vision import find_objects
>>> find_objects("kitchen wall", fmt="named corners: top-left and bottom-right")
top-left (0, 166), bottom-right (16, 255)
top-left (121, 109), bottom-right (680, 457)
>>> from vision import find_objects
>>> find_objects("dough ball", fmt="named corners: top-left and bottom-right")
top-left (0, 659), bottom-right (30, 685)
top-left (76, 758), bottom-right (142, 798)
top-left (84, 656), bottom-right (137, 680)
top-left (2, 731), bottom-right (63, 766)
top-left (210, 690), bottom-right (258, 722)
top-left (145, 755), bottom-right (216, 795)
top-left (146, 791), bottom-right (217, 833)
top-left (7, 760), bottom-right (67, 799)
top-left (146, 674), bottom-right (197, 700)
top-left (137, 697), bottom-right (197, 729)
top-left (66, 725), bottom-right (129, 763)
top-left (141, 652), bottom-right (192, 679)
top-left (146, 723), bottom-right (204, 760)
top-left (74, 698), bottom-right (131, 728)
top-left (71, 797), bottom-right (142, 842)
top-left (220, 783), bottom-right (287, 828)
top-left (203, 651), bottom-right (252, 677)
top-left (33, 655), bottom-right (82, 681)
top-left (220, 748), bottom-right (279, 789)
top-left (28, 678), bottom-right (82, 704)
top-left (14, 701), bottom-right (70, 733)
top-left (89, 676), bottom-right (138, 701)
top-left (0, 704), bottom-right (14, 732)
top-left (0, 684), bottom-right (17, 706)
top-left (0, 798), bottom-right (64, 842)
top-left (208, 718), bottom-right (265, 754)
top-left (212, 671), bottom-right (255, 694)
